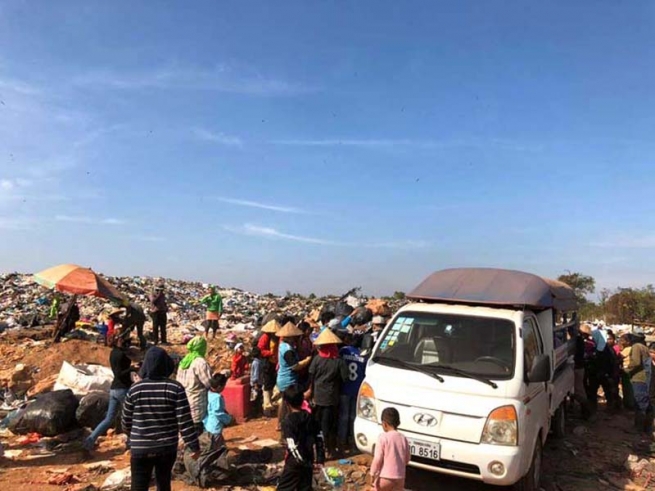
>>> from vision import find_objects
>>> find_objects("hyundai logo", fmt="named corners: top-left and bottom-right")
top-left (413, 413), bottom-right (438, 427)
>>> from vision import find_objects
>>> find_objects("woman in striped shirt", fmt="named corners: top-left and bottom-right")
top-left (122, 346), bottom-right (200, 491)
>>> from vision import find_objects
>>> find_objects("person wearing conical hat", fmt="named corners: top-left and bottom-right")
top-left (106, 308), bottom-right (124, 346)
top-left (276, 322), bottom-right (311, 428)
top-left (306, 328), bottom-right (348, 457)
top-left (258, 319), bottom-right (281, 413)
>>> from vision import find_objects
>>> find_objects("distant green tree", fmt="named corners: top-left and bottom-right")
top-left (605, 286), bottom-right (655, 324)
top-left (393, 291), bottom-right (406, 301)
top-left (557, 272), bottom-right (596, 304)
top-left (308, 293), bottom-right (316, 300)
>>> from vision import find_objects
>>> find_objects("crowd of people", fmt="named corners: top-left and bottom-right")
top-left (573, 322), bottom-right (655, 432)
top-left (56, 282), bottom-right (655, 490)
top-left (79, 284), bottom-right (404, 491)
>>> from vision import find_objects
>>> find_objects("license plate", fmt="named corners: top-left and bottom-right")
top-left (408, 438), bottom-right (441, 461)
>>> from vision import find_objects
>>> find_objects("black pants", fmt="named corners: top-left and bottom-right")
top-left (205, 319), bottom-right (219, 336)
top-left (151, 312), bottom-right (167, 344)
top-left (131, 451), bottom-right (176, 491)
top-left (263, 359), bottom-right (277, 391)
top-left (277, 463), bottom-right (313, 491)
top-left (314, 405), bottom-right (338, 454)
top-left (123, 321), bottom-right (147, 350)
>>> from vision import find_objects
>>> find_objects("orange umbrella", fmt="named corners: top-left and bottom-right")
top-left (33, 264), bottom-right (125, 302)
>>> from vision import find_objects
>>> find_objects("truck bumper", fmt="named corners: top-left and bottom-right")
top-left (354, 417), bottom-right (525, 486)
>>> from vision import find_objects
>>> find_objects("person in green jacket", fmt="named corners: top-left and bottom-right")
top-left (200, 286), bottom-right (223, 340)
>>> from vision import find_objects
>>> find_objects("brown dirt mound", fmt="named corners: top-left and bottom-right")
top-left (0, 339), bottom-right (112, 383)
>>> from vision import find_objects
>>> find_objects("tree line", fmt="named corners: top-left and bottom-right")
top-left (558, 272), bottom-right (655, 325)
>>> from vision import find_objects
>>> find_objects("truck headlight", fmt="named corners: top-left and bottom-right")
top-left (481, 405), bottom-right (518, 446)
top-left (357, 382), bottom-right (377, 422)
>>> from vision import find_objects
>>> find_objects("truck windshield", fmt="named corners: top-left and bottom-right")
top-left (374, 312), bottom-right (515, 379)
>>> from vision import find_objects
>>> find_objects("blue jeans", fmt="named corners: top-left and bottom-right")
top-left (85, 388), bottom-right (128, 448)
top-left (337, 394), bottom-right (356, 445)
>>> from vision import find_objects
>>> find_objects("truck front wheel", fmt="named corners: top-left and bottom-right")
top-left (513, 438), bottom-right (542, 491)
top-left (553, 403), bottom-right (566, 439)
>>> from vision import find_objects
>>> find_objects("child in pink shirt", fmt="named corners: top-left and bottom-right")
top-left (370, 407), bottom-right (410, 491)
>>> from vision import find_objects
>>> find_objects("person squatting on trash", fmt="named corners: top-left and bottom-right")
top-left (176, 336), bottom-right (213, 435)
top-left (277, 385), bottom-right (325, 491)
top-left (84, 331), bottom-right (136, 451)
top-left (122, 346), bottom-right (200, 491)
top-left (121, 301), bottom-right (148, 351)
top-left (370, 407), bottom-right (410, 491)
top-left (200, 286), bottom-right (223, 340)
top-left (231, 342), bottom-right (249, 379)
top-left (203, 373), bottom-right (232, 450)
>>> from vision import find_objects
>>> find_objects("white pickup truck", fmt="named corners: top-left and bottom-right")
top-left (355, 268), bottom-right (578, 491)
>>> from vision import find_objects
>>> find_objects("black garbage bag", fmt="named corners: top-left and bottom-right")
top-left (335, 301), bottom-right (354, 318)
top-left (76, 391), bottom-right (110, 429)
top-left (8, 389), bottom-right (79, 437)
top-left (351, 307), bottom-right (373, 326)
top-left (319, 302), bottom-right (336, 319)
top-left (183, 445), bottom-right (232, 488)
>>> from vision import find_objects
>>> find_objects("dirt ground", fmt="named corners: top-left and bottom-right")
top-left (1, 336), bottom-right (654, 490)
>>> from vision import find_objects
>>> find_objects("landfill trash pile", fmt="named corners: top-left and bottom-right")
top-left (0, 273), bottom-right (407, 338)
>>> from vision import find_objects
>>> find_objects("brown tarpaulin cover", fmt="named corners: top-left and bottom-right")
top-left (407, 268), bottom-right (578, 311)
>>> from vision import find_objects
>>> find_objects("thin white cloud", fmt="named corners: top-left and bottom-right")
top-left (224, 223), bottom-right (429, 250)
top-left (72, 65), bottom-right (314, 96)
top-left (0, 77), bottom-right (41, 96)
top-left (0, 216), bottom-right (36, 230)
top-left (225, 224), bottom-right (336, 245)
top-left (192, 128), bottom-right (243, 147)
top-left (55, 215), bottom-right (125, 225)
top-left (73, 124), bottom-right (127, 148)
top-left (215, 197), bottom-right (306, 214)
top-left (132, 235), bottom-right (166, 242)
top-left (0, 179), bottom-right (14, 191)
top-left (269, 138), bottom-right (540, 151)
top-left (591, 236), bottom-right (655, 249)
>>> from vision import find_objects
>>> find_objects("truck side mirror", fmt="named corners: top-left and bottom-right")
top-left (527, 354), bottom-right (551, 383)
top-left (361, 334), bottom-right (374, 352)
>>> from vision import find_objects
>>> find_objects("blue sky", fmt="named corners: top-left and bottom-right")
top-left (1, 1), bottom-right (654, 296)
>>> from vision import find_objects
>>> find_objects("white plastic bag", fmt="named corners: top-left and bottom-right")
top-left (53, 361), bottom-right (113, 396)
top-left (101, 468), bottom-right (131, 490)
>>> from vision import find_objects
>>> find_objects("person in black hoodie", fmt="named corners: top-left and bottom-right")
top-left (84, 332), bottom-right (135, 451)
top-left (277, 385), bottom-right (325, 491)
top-left (122, 347), bottom-right (200, 491)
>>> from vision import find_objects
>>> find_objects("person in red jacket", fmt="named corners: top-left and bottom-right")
top-left (258, 320), bottom-right (281, 414)
top-left (231, 343), bottom-right (249, 379)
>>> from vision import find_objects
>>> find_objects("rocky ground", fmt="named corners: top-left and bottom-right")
top-left (0, 331), bottom-right (653, 490)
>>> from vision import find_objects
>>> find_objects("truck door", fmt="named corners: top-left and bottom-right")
top-left (522, 317), bottom-right (549, 452)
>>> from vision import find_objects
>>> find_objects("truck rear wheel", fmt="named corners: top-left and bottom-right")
top-left (513, 438), bottom-right (542, 491)
top-left (553, 403), bottom-right (566, 439)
